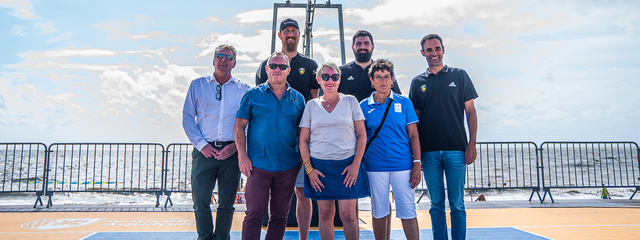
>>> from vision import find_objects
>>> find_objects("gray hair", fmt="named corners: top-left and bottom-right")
top-left (267, 51), bottom-right (290, 65)
top-left (214, 44), bottom-right (237, 60)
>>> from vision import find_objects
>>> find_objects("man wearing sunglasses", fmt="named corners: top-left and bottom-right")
top-left (236, 52), bottom-right (306, 240)
top-left (339, 30), bottom-right (401, 102)
top-left (182, 44), bottom-right (250, 240)
top-left (255, 17), bottom-right (319, 240)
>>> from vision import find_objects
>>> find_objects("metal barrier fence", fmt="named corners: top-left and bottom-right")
top-left (539, 142), bottom-right (640, 203)
top-left (163, 143), bottom-right (194, 207)
top-left (45, 143), bottom-right (165, 207)
top-left (1, 141), bottom-right (638, 207)
top-left (0, 143), bottom-right (47, 207)
top-left (416, 142), bottom-right (542, 203)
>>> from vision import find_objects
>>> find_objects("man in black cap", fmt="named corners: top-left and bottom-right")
top-left (339, 30), bottom-right (401, 101)
top-left (255, 18), bottom-right (319, 240)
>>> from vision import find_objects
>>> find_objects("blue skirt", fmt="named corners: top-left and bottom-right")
top-left (304, 155), bottom-right (370, 200)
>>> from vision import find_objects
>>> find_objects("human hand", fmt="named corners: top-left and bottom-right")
top-left (410, 163), bottom-right (421, 189)
top-left (465, 143), bottom-right (477, 165)
top-left (307, 169), bottom-right (325, 192)
top-left (341, 163), bottom-right (360, 188)
top-left (215, 144), bottom-right (237, 160)
top-left (239, 154), bottom-right (253, 177)
top-left (200, 144), bottom-right (219, 159)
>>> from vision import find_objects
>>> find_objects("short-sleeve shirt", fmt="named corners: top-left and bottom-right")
top-left (338, 61), bottom-right (401, 102)
top-left (236, 82), bottom-right (306, 172)
top-left (256, 53), bottom-right (320, 102)
top-left (360, 92), bottom-right (419, 172)
top-left (299, 94), bottom-right (365, 160)
top-left (408, 65), bottom-right (478, 152)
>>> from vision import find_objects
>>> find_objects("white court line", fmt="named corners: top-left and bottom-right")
top-left (78, 232), bottom-right (98, 240)
top-left (513, 227), bottom-right (555, 240)
top-left (513, 224), bottom-right (640, 228)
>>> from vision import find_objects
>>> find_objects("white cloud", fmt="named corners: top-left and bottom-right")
top-left (10, 25), bottom-right (26, 36)
top-left (46, 32), bottom-right (72, 43)
top-left (0, 0), bottom-right (37, 19)
top-left (35, 21), bottom-right (57, 34)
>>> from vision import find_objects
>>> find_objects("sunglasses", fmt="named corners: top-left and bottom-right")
top-left (321, 74), bottom-right (340, 81)
top-left (215, 53), bottom-right (234, 61)
top-left (268, 63), bottom-right (289, 70)
top-left (216, 85), bottom-right (222, 101)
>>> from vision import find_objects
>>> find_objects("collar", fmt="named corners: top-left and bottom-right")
top-left (208, 73), bottom-right (237, 86)
top-left (367, 91), bottom-right (395, 105)
top-left (425, 65), bottom-right (450, 77)
top-left (263, 81), bottom-right (292, 92)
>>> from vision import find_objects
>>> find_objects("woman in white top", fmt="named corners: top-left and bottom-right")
top-left (299, 62), bottom-right (369, 240)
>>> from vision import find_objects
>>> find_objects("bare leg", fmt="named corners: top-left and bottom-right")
top-left (338, 199), bottom-right (359, 240)
top-left (295, 187), bottom-right (312, 240)
top-left (386, 202), bottom-right (391, 239)
top-left (401, 218), bottom-right (420, 240)
top-left (317, 200), bottom-right (336, 240)
top-left (372, 214), bottom-right (389, 240)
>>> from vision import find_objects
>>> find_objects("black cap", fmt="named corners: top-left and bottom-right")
top-left (279, 18), bottom-right (299, 32)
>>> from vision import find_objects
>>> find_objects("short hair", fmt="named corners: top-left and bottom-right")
top-left (420, 34), bottom-right (443, 49)
top-left (267, 51), bottom-right (290, 66)
top-left (352, 30), bottom-right (374, 46)
top-left (316, 62), bottom-right (341, 78)
top-left (214, 44), bottom-right (237, 60)
top-left (368, 58), bottom-right (394, 79)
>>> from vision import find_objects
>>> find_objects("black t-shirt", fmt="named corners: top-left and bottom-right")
top-left (408, 65), bottom-right (478, 152)
top-left (256, 53), bottom-right (320, 102)
top-left (338, 61), bottom-right (401, 102)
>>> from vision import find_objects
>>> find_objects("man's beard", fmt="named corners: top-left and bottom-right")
top-left (355, 51), bottom-right (372, 62)
top-left (284, 38), bottom-right (298, 52)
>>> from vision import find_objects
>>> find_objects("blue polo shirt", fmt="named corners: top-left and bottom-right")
top-left (360, 92), bottom-right (419, 172)
top-left (236, 82), bottom-right (306, 172)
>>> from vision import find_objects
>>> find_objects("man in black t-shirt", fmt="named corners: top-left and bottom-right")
top-left (255, 18), bottom-right (317, 240)
top-left (408, 33), bottom-right (478, 240)
top-left (256, 18), bottom-right (319, 102)
top-left (338, 30), bottom-right (400, 102)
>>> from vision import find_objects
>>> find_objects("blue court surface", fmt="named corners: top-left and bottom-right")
top-left (82, 227), bottom-right (549, 239)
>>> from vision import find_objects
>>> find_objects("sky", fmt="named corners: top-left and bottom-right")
top-left (1, 0), bottom-right (639, 146)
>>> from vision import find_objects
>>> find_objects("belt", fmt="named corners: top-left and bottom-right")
top-left (208, 141), bottom-right (234, 148)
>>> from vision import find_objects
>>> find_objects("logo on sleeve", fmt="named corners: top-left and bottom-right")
top-left (449, 82), bottom-right (457, 87)
top-left (347, 76), bottom-right (354, 80)
top-left (299, 68), bottom-right (305, 75)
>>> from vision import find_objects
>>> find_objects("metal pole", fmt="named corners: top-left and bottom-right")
top-left (337, 4), bottom-right (346, 65)
top-left (271, 3), bottom-right (279, 54)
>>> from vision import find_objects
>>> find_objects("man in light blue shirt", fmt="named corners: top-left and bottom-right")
top-left (235, 52), bottom-right (305, 240)
top-left (182, 44), bottom-right (250, 240)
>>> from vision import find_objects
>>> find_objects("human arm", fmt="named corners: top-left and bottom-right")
top-left (464, 99), bottom-right (477, 165)
top-left (234, 118), bottom-right (252, 177)
top-left (255, 60), bottom-right (267, 85)
top-left (342, 119), bottom-right (367, 187)
top-left (299, 127), bottom-right (325, 192)
top-left (310, 89), bottom-right (319, 99)
top-left (407, 123), bottom-right (422, 189)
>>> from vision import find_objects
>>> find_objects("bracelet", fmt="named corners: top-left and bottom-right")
top-left (413, 159), bottom-right (421, 163)
top-left (305, 167), bottom-right (314, 174)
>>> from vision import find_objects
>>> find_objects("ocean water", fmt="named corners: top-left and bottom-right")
top-left (1, 142), bottom-right (638, 206)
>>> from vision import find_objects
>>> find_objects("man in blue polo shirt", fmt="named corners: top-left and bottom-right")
top-left (235, 51), bottom-right (305, 240)
top-left (256, 18), bottom-right (318, 239)
top-left (409, 33), bottom-right (478, 240)
top-left (339, 30), bottom-right (401, 102)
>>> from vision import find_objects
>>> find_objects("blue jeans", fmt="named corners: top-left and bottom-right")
top-left (422, 151), bottom-right (467, 240)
